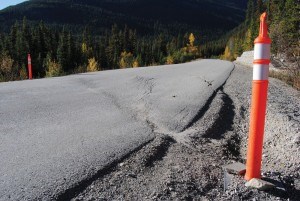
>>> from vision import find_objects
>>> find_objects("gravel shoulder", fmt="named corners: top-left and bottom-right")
top-left (72, 63), bottom-right (300, 201)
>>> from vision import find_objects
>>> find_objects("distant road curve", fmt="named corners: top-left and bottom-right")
top-left (0, 59), bottom-right (234, 200)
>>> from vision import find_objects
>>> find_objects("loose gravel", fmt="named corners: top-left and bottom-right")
top-left (70, 63), bottom-right (299, 201)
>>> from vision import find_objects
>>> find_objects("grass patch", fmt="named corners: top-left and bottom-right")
top-left (269, 69), bottom-right (300, 90)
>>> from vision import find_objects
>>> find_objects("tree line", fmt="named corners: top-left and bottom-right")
top-left (0, 18), bottom-right (229, 82)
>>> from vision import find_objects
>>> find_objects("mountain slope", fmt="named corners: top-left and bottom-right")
top-left (0, 0), bottom-right (247, 36)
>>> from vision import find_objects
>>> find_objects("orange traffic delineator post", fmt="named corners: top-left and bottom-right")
top-left (28, 54), bottom-right (33, 80)
top-left (245, 12), bottom-right (271, 181)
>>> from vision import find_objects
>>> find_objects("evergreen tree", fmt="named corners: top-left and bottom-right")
top-left (57, 28), bottom-right (68, 73)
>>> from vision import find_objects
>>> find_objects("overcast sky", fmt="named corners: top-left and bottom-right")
top-left (0, 0), bottom-right (27, 10)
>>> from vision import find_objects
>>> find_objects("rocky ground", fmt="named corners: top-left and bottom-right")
top-left (60, 64), bottom-right (299, 201)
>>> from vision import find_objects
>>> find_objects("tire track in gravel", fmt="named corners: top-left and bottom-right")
top-left (56, 139), bottom-right (155, 201)
top-left (70, 67), bottom-right (239, 201)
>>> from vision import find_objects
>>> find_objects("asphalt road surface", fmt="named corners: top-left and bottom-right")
top-left (0, 59), bottom-right (234, 200)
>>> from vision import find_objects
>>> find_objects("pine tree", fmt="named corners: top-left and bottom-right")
top-left (283, 0), bottom-right (299, 41)
top-left (22, 17), bottom-right (30, 55)
top-left (9, 22), bottom-right (18, 59)
top-left (245, 0), bottom-right (254, 25)
top-left (67, 32), bottom-right (76, 71)
top-left (0, 33), bottom-right (3, 54)
top-left (57, 28), bottom-right (68, 73)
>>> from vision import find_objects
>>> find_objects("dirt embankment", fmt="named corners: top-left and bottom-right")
top-left (59, 64), bottom-right (299, 201)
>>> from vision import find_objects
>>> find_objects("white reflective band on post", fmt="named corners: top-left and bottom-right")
top-left (254, 44), bottom-right (270, 60)
top-left (253, 64), bottom-right (269, 80)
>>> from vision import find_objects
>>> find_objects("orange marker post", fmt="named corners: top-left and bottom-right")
top-left (28, 54), bottom-right (33, 80)
top-left (245, 12), bottom-right (271, 181)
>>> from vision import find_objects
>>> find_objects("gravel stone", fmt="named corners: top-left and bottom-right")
top-left (245, 178), bottom-right (276, 190)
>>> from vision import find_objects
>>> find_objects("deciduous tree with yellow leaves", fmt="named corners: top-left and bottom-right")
top-left (87, 57), bottom-right (99, 72)
top-left (119, 51), bottom-right (134, 68)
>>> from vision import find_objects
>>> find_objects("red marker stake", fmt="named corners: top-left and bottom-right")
top-left (245, 12), bottom-right (271, 181)
top-left (28, 54), bottom-right (33, 80)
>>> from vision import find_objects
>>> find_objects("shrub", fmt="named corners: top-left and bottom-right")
top-left (269, 69), bottom-right (300, 90)
top-left (119, 51), bottom-right (133, 69)
top-left (87, 57), bottom-right (99, 72)
top-left (166, 55), bottom-right (174, 65)
top-left (132, 60), bottom-right (139, 68)
top-left (20, 65), bottom-right (28, 80)
top-left (46, 59), bottom-right (63, 77)
top-left (0, 54), bottom-right (14, 81)
top-left (74, 65), bottom-right (86, 74)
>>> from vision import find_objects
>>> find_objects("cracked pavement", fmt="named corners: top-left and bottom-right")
top-left (0, 59), bottom-right (234, 200)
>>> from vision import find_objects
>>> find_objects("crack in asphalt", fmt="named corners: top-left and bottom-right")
top-left (70, 76), bottom-right (240, 200)
top-left (56, 68), bottom-right (236, 200)
top-left (179, 67), bottom-right (234, 133)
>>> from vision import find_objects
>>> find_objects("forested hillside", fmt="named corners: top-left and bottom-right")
top-left (221, 0), bottom-right (299, 89)
top-left (0, 0), bottom-right (247, 37)
top-left (0, 0), bottom-right (247, 82)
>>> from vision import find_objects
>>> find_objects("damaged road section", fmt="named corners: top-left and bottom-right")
top-left (0, 60), bottom-right (234, 200)
top-left (71, 88), bottom-right (237, 200)
top-left (71, 64), bottom-right (300, 201)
